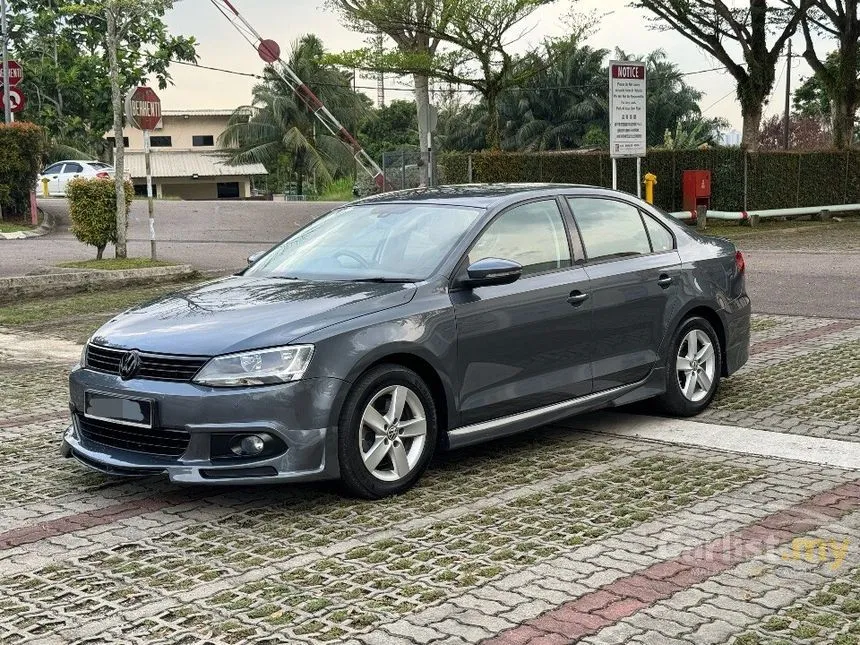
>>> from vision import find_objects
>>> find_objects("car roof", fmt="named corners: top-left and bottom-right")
top-left (354, 183), bottom-right (628, 209)
top-left (47, 160), bottom-right (102, 166)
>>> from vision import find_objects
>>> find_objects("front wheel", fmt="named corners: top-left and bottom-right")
top-left (656, 316), bottom-right (722, 416)
top-left (337, 364), bottom-right (437, 499)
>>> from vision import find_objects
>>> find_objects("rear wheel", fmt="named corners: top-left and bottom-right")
top-left (338, 364), bottom-right (437, 499)
top-left (656, 316), bottom-right (722, 416)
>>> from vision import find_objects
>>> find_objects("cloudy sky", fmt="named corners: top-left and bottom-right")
top-left (160, 0), bottom-right (820, 132)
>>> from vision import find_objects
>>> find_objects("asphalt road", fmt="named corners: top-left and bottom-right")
top-left (3, 199), bottom-right (858, 319)
top-left (741, 249), bottom-right (859, 319)
top-left (1, 198), bottom-right (338, 276)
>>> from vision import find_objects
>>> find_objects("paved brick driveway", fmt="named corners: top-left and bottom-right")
top-left (1, 314), bottom-right (859, 644)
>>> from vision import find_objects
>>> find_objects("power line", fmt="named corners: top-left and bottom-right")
top-left (170, 59), bottom-right (732, 95)
top-left (701, 88), bottom-right (736, 113)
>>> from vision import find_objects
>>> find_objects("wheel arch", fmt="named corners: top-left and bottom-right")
top-left (340, 349), bottom-right (455, 444)
top-left (670, 304), bottom-right (728, 376)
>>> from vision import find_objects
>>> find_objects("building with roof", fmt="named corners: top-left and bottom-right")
top-left (107, 109), bottom-right (267, 200)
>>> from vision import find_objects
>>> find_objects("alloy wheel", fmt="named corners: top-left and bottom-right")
top-left (359, 385), bottom-right (427, 482)
top-left (676, 329), bottom-right (716, 402)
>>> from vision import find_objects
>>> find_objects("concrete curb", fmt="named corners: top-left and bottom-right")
top-left (0, 207), bottom-right (56, 240)
top-left (0, 264), bottom-right (197, 304)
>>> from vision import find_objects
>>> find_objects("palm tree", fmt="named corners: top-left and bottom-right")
top-left (503, 40), bottom-right (609, 151)
top-left (219, 34), bottom-right (369, 195)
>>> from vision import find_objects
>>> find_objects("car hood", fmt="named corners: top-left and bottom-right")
top-left (91, 276), bottom-right (417, 356)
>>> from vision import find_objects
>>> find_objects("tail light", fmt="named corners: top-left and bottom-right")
top-left (735, 250), bottom-right (745, 274)
top-left (96, 172), bottom-right (110, 179)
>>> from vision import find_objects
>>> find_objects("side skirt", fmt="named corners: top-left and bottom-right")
top-left (446, 371), bottom-right (662, 450)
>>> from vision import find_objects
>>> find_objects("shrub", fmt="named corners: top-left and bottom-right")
top-left (67, 178), bottom-right (133, 259)
top-left (0, 122), bottom-right (47, 219)
top-left (440, 149), bottom-right (860, 212)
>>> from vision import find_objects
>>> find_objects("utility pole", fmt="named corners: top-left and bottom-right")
top-left (375, 33), bottom-right (384, 107)
top-left (1, 0), bottom-right (11, 124)
top-left (783, 39), bottom-right (792, 150)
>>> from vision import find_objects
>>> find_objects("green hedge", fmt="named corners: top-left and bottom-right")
top-left (439, 149), bottom-right (860, 212)
top-left (0, 122), bottom-right (47, 219)
top-left (67, 178), bottom-right (134, 259)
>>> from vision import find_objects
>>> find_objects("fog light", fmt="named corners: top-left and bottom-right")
top-left (230, 434), bottom-right (266, 456)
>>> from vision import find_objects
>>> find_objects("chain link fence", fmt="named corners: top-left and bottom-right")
top-left (379, 149), bottom-right (453, 192)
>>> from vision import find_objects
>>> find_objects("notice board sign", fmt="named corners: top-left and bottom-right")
top-left (609, 61), bottom-right (646, 158)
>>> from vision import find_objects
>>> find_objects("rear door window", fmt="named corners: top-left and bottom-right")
top-left (567, 197), bottom-right (651, 261)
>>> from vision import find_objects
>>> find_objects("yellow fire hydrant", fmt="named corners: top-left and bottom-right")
top-left (41, 177), bottom-right (50, 197)
top-left (643, 172), bottom-right (657, 204)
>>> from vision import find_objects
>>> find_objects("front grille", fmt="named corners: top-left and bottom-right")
top-left (77, 415), bottom-right (191, 457)
top-left (86, 344), bottom-right (209, 382)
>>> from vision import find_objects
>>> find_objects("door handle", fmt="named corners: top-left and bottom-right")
top-left (567, 290), bottom-right (589, 305)
top-left (657, 274), bottom-right (673, 288)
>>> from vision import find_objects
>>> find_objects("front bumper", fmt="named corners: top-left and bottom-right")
top-left (63, 367), bottom-right (347, 484)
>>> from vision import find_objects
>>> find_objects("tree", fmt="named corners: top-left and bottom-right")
top-left (792, 0), bottom-right (859, 148)
top-left (793, 55), bottom-right (836, 118)
top-left (632, 0), bottom-right (811, 150)
top-left (332, 0), bottom-right (557, 151)
top-left (498, 38), bottom-right (608, 151)
top-left (358, 99), bottom-right (419, 162)
top-left (8, 0), bottom-right (196, 154)
top-left (438, 43), bottom-right (722, 153)
top-left (328, 0), bottom-right (455, 185)
top-left (661, 118), bottom-right (729, 149)
top-left (430, 0), bottom-right (558, 149)
top-left (9, 0), bottom-right (196, 257)
top-left (759, 112), bottom-right (831, 148)
top-left (219, 35), bottom-right (369, 196)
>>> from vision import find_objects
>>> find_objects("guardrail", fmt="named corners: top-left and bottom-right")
top-left (669, 203), bottom-right (860, 222)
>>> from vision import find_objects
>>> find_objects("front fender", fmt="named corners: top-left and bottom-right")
top-left (295, 293), bottom-right (459, 434)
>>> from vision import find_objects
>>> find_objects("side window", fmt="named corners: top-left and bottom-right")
top-left (43, 163), bottom-right (63, 175)
top-left (642, 214), bottom-right (674, 252)
top-left (470, 200), bottom-right (571, 276)
top-left (567, 197), bottom-right (651, 261)
top-left (63, 163), bottom-right (83, 173)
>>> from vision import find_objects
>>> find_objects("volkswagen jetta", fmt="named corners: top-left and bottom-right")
top-left (63, 184), bottom-right (750, 498)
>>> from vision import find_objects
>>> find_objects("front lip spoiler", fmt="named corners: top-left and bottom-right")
top-left (62, 426), bottom-right (333, 485)
top-left (68, 447), bottom-right (165, 478)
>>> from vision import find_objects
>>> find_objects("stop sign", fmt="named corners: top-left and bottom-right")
top-left (125, 86), bottom-right (162, 130)
top-left (5, 61), bottom-right (23, 86)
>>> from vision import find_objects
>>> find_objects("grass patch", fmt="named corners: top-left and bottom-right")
top-left (0, 221), bottom-right (34, 233)
top-left (57, 258), bottom-right (177, 270)
top-left (315, 178), bottom-right (354, 202)
top-left (698, 215), bottom-right (860, 242)
top-left (0, 281), bottom-right (202, 327)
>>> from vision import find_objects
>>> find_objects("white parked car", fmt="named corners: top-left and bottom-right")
top-left (37, 160), bottom-right (118, 196)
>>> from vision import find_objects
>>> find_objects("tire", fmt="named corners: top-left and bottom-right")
top-left (656, 316), bottom-right (722, 417)
top-left (337, 364), bottom-right (438, 499)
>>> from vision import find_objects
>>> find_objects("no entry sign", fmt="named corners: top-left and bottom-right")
top-left (609, 61), bottom-right (647, 158)
top-left (125, 86), bottom-right (162, 130)
top-left (5, 61), bottom-right (23, 86)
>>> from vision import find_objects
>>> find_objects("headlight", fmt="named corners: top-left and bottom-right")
top-left (80, 344), bottom-right (88, 368)
top-left (193, 345), bottom-right (314, 387)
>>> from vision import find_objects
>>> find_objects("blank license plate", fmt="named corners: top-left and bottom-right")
top-left (85, 392), bottom-right (153, 428)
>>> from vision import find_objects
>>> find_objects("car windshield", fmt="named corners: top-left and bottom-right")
top-left (245, 202), bottom-right (483, 281)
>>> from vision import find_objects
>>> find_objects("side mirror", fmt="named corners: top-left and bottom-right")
top-left (247, 251), bottom-right (266, 266)
top-left (462, 257), bottom-right (522, 288)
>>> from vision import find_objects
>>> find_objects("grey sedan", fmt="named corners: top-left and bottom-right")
top-left (63, 184), bottom-right (750, 498)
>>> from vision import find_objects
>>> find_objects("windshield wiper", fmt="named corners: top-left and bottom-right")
top-left (346, 277), bottom-right (415, 283)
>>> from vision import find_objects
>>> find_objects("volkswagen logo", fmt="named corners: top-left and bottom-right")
top-left (119, 350), bottom-right (141, 380)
